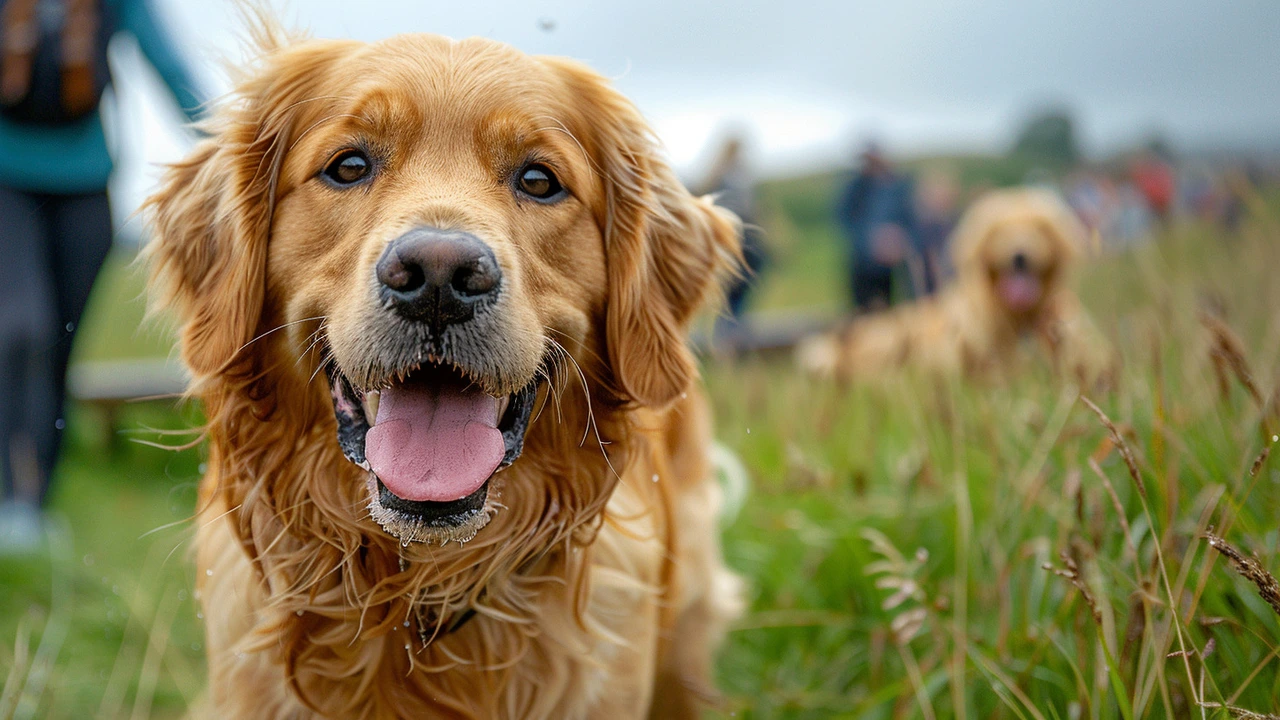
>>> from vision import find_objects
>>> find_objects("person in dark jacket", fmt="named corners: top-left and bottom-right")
top-left (0, 0), bottom-right (205, 551)
top-left (698, 134), bottom-right (768, 348)
top-left (835, 143), bottom-right (921, 314)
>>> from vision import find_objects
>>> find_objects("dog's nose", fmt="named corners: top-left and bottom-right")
top-left (376, 228), bottom-right (501, 329)
top-left (1011, 252), bottom-right (1029, 272)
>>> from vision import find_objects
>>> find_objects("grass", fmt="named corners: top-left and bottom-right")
top-left (4, 186), bottom-right (1280, 718)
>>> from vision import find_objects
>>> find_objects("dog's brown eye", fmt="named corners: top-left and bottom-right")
top-left (516, 164), bottom-right (563, 200)
top-left (323, 150), bottom-right (372, 186)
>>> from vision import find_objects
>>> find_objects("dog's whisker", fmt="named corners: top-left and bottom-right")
top-left (293, 320), bottom-right (330, 370)
top-left (541, 334), bottom-right (618, 481)
top-left (234, 316), bottom-right (327, 359)
top-left (307, 347), bottom-right (335, 386)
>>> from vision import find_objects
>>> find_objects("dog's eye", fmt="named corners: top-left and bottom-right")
top-left (516, 164), bottom-right (563, 200)
top-left (323, 150), bottom-right (372, 186)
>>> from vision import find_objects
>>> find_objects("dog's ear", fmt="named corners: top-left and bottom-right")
top-left (145, 37), bottom-right (358, 378)
top-left (949, 190), bottom-right (1003, 280)
top-left (1032, 192), bottom-right (1086, 270)
top-left (546, 58), bottom-right (741, 407)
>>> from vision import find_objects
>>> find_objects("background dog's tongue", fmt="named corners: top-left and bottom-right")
top-left (997, 273), bottom-right (1042, 313)
top-left (365, 376), bottom-right (503, 502)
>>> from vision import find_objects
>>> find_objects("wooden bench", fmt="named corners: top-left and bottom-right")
top-left (67, 357), bottom-right (189, 445)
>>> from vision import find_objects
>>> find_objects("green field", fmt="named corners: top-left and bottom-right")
top-left (3, 182), bottom-right (1280, 718)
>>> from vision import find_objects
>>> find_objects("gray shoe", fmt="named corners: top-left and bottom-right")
top-left (0, 500), bottom-right (45, 555)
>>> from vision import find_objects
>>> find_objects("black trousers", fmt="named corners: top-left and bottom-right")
top-left (851, 266), bottom-right (894, 313)
top-left (0, 187), bottom-right (113, 506)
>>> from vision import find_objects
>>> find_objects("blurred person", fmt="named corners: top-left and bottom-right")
top-left (1181, 164), bottom-right (1221, 222)
top-left (1109, 181), bottom-right (1154, 248)
top-left (1129, 149), bottom-right (1176, 227)
top-left (0, 0), bottom-right (204, 551)
top-left (836, 142), bottom-right (920, 314)
top-left (1220, 166), bottom-right (1253, 233)
top-left (1065, 169), bottom-right (1107, 236)
top-left (913, 165), bottom-right (960, 293)
top-left (697, 133), bottom-right (767, 347)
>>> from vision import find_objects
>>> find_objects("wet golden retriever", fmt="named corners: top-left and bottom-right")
top-left (146, 23), bottom-right (742, 719)
top-left (799, 187), bottom-right (1113, 385)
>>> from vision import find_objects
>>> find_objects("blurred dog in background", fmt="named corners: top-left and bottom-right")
top-left (799, 187), bottom-right (1114, 386)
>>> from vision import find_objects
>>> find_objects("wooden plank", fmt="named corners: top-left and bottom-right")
top-left (67, 358), bottom-right (188, 403)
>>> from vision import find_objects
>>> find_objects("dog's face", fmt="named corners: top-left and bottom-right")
top-left (270, 36), bottom-right (611, 544)
top-left (148, 34), bottom-right (737, 545)
top-left (952, 188), bottom-right (1084, 321)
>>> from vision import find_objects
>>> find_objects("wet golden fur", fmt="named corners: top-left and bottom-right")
top-left (146, 23), bottom-right (741, 719)
top-left (799, 187), bottom-right (1113, 385)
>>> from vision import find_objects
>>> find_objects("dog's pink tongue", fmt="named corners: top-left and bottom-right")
top-left (365, 377), bottom-right (503, 503)
top-left (998, 273), bottom-right (1043, 313)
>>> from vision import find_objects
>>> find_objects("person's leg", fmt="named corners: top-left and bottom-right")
top-left (724, 276), bottom-right (751, 319)
top-left (852, 267), bottom-right (892, 314)
top-left (40, 191), bottom-right (114, 504)
top-left (0, 187), bottom-right (58, 507)
top-left (847, 257), bottom-right (864, 313)
top-left (726, 231), bottom-right (768, 318)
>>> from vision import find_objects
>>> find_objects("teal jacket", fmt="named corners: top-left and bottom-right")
top-left (0, 0), bottom-right (205, 194)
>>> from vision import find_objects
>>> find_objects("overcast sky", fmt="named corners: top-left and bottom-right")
top-left (108, 0), bottom-right (1280, 228)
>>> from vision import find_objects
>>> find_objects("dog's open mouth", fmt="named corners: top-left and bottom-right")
top-left (995, 270), bottom-right (1043, 314)
top-left (327, 361), bottom-right (537, 544)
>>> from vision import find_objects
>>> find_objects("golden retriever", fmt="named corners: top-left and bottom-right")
top-left (798, 187), bottom-right (1113, 385)
top-left (146, 22), bottom-right (742, 719)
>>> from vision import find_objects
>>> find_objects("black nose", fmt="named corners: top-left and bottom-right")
top-left (1011, 252), bottom-right (1029, 272)
top-left (376, 228), bottom-right (501, 329)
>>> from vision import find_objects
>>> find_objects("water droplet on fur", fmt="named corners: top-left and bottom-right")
top-left (651, 474), bottom-right (659, 483)
top-left (206, 569), bottom-right (213, 576)
top-left (403, 620), bottom-right (410, 627)
top-left (404, 642), bottom-right (411, 650)
top-left (681, 392), bottom-right (687, 399)
top-left (295, 610), bottom-right (304, 616)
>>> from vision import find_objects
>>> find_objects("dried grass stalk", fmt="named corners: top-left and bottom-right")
top-left (1201, 529), bottom-right (1280, 617)
top-left (1200, 312), bottom-right (1265, 407)
top-left (1043, 551), bottom-right (1102, 625)
top-left (1249, 442), bottom-right (1272, 479)
top-left (1080, 396), bottom-right (1146, 499)
top-left (1197, 702), bottom-right (1280, 720)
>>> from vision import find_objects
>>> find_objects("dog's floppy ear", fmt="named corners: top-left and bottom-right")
top-left (546, 58), bottom-right (741, 407)
top-left (1032, 191), bottom-right (1086, 270)
top-left (145, 36), bottom-right (358, 378)
top-left (949, 191), bottom-right (1000, 281)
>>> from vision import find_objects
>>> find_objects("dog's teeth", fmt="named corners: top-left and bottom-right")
top-left (363, 391), bottom-right (380, 425)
